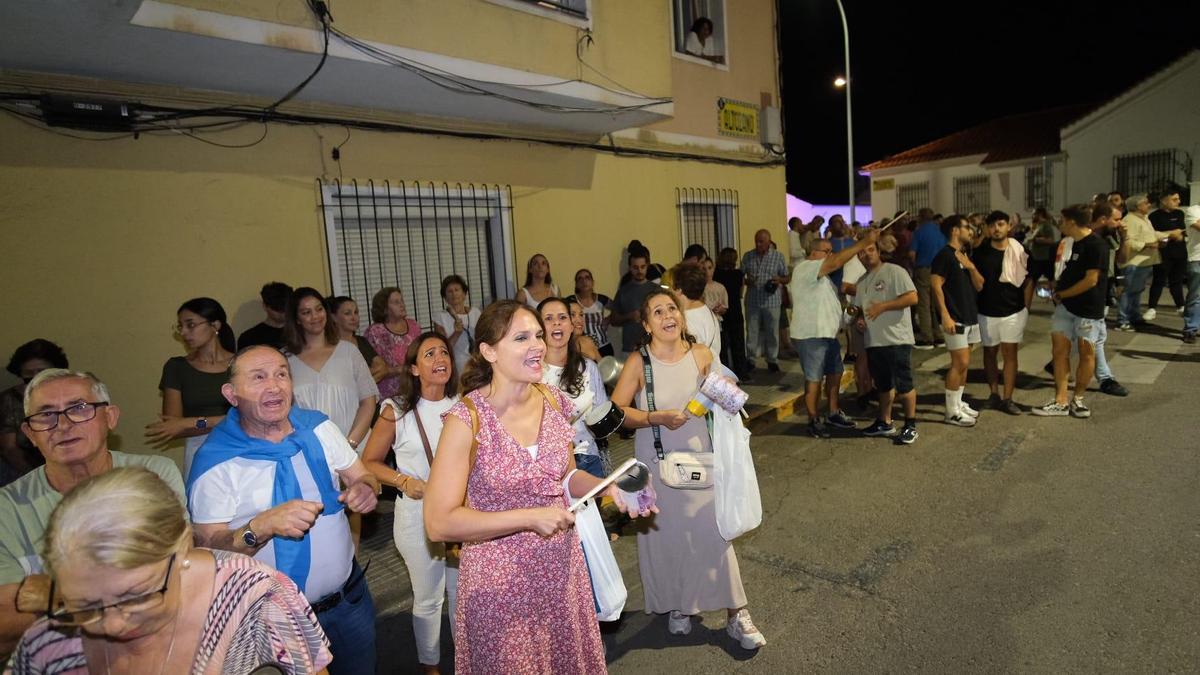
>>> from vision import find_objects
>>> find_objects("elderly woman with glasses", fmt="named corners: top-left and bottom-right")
top-left (8, 467), bottom-right (331, 674)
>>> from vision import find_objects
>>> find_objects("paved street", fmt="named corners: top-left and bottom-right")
top-left (365, 302), bottom-right (1199, 673)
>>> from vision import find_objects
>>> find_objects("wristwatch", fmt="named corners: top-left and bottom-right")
top-left (195, 417), bottom-right (208, 430)
top-left (240, 522), bottom-right (258, 548)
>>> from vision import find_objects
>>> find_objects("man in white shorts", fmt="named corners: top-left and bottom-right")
top-left (972, 211), bottom-right (1033, 415)
top-left (931, 215), bottom-right (985, 426)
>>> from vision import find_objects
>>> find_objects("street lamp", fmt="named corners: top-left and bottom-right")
top-left (834, 0), bottom-right (855, 228)
top-left (833, 76), bottom-right (847, 88)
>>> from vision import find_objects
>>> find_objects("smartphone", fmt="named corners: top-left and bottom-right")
top-left (954, 323), bottom-right (967, 335)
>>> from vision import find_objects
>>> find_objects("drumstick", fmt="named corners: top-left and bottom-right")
top-left (880, 210), bottom-right (908, 232)
top-left (567, 457), bottom-right (638, 513)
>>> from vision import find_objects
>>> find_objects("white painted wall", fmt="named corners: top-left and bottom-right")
top-left (1062, 54), bottom-right (1200, 203)
top-left (869, 156), bottom-right (1066, 219)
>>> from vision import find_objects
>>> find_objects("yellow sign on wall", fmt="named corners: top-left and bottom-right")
top-left (873, 179), bottom-right (895, 190)
top-left (718, 98), bottom-right (759, 139)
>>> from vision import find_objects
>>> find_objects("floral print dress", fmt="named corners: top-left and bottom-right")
top-left (444, 387), bottom-right (606, 674)
top-left (364, 318), bottom-right (421, 399)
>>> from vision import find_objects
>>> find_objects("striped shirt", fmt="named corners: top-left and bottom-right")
top-left (6, 550), bottom-right (331, 675)
top-left (567, 294), bottom-right (611, 349)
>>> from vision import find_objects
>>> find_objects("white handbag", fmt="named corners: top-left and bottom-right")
top-left (563, 471), bottom-right (627, 621)
top-left (641, 347), bottom-right (714, 489)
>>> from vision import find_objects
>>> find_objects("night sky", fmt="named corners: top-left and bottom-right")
top-left (780, 0), bottom-right (1200, 204)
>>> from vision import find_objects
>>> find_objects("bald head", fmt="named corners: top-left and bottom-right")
top-left (228, 345), bottom-right (288, 381)
top-left (754, 229), bottom-right (771, 254)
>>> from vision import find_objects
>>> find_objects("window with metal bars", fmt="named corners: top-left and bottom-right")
top-left (896, 182), bottom-right (930, 216)
top-left (1025, 165), bottom-right (1051, 209)
top-left (319, 180), bottom-right (517, 332)
top-left (515, 0), bottom-right (587, 18)
top-left (1113, 149), bottom-right (1191, 198)
top-left (954, 175), bottom-right (990, 214)
top-left (676, 188), bottom-right (738, 258)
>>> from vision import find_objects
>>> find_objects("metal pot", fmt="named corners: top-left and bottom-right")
top-left (584, 399), bottom-right (625, 439)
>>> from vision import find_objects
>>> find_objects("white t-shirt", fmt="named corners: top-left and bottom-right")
top-left (288, 341), bottom-right (379, 437)
top-left (685, 305), bottom-right (722, 364)
top-left (788, 229), bottom-right (804, 266)
top-left (542, 360), bottom-right (606, 456)
top-left (189, 420), bottom-right (358, 601)
top-left (432, 307), bottom-right (481, 376)
top-left (382, 395), bottom-right (458, 484)
top-left (1185, 205), bottom-right (1200, 262)
top-left (842, 255), bottom-right (867, 288)
top-left (789, 259), bottom-right (842, 340)
top-left (685, 31), bottom-right (717, 57)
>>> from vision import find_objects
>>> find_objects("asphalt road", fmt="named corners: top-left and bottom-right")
top-left (374, 304), bottom-right (1200, 673)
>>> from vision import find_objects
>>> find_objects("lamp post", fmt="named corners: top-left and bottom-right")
top-left (834, 0), bottom-right (855, 228)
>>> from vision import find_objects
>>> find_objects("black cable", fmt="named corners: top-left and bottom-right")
top-left (264, 9), bottom-right (331, 112)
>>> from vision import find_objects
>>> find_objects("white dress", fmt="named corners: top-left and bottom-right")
top-left (541, 359), bottom-right (606, 458)
top-left (520, 284), bottom-right (559, 309)
top-left (288, 340), bottom-right (379, 437)
top-left (432, 306), bottom-right (482, 376)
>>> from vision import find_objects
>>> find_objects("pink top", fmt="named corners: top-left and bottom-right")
top-left (445, 386), bottom-right (606, 674)
top-left (364, 318), bottom-right (421, 399)
top-left (7, 550), bottom-right (331, 675)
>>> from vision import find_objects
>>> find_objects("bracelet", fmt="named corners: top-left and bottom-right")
top-left (347, 437), bottom-right (359, 448)
top-left (396, 473), bottom-right (409, 491)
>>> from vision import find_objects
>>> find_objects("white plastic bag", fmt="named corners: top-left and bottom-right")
top-left (711, 406), bottom-right (762, 540)
top-left (564, 472), bottom-right (627, 621)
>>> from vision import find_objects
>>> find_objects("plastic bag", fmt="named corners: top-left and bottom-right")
top-left (711, 406), bottom-right (762, 540)
top-left (564, 472), bottom-right (627, 621)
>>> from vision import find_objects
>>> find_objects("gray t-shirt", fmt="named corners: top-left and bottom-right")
top-left (788, 259), bottom-right (842, 340)
top-left (612, 279), bottom-right (659, 351)
top-left (853, 262), bottom-right (917, 348)
top-left (0, 451), bottom-right (186, 585)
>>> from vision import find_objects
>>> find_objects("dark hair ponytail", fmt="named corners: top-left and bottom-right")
top-left (460, 300), bottom-right (544, 394)
top-left (177, 297), bottom-right (235, 353)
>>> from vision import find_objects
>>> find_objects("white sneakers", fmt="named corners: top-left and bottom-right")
top-left (667, 611), bottom-right (691, 635)
top-left (1143, 308), bottom-right (1157, 321)
top-left (668, 609), bottom-right (767, 650)
top-left (726, 609), bottom-right (767, 649)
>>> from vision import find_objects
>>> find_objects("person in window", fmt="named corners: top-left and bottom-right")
top-left (366, 287), bottom-right (422, 400)
top-left (0, 340), bottom-right (67, 486)
top-left (146, 298), bottom-right (234, 477)
top-left (9, 467), bottom-right (331, 674)
top-left (432, 275), bottom-right (482, 378)
top-left (684, 17), bottom-right (724, 64)
top-left (329, 296), bottom-right (390, 383)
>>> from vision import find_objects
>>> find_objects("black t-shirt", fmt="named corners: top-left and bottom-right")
top-left (1150, 208), bottom-right (1186, 259)
top-left (237, 322), bottom-right (284, 350)
top-left (930, 245), bottom-right (978, 324)
top-left (972, 243), bottom-right (1027, 317)
top-left (713, 268), bottom-right (744, 321)
top-left (1057, 233), bottom-right (1108, 319)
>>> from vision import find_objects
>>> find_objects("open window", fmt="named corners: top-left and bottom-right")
top-left (672, 0), bottom-right (727, 66)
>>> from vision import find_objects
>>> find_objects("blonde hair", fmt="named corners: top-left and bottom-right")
top-left (43, 467), bottom-right (188, 573)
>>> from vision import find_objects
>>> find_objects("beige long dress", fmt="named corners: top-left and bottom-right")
top-left (635, 347), bottom-right (748, 614)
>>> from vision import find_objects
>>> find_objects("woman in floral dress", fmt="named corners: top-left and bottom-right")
top-left (423, 300), bottom-right (653, 674)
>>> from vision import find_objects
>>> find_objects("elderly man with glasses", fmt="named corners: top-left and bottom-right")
top-left (0, 369), bottom-right (184, 657)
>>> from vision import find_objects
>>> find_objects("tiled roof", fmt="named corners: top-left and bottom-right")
top-left (862, 104), bottom-right (1093, 172)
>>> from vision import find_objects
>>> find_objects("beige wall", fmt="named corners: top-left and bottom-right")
top-left (0, 114), bottom-right (782, 465)
top-left (649, 0), bottom-right (780, 141)
top-left (163, 0), bottom-right (673, 101)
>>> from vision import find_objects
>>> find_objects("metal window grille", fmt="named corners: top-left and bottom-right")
top-left (1113, 149), bottom-right (1192, 197)
top-left (676, 188), bottom-right (739, 259)
top-left (896, 182), bottom-right (930, 216)
top-left (318, 180), bottom-right (517, 332)
top-left (516, 0), bottom-right (587, 19)
top-left (1025, 165), bottom-right (1051, 209)
top-left (954, 175), bottom-right (990, 214)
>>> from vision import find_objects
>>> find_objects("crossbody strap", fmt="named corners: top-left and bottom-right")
top-left (640, 347), bottom-right (665, 461)
top-left (411, 405), bottom-right (435, 467)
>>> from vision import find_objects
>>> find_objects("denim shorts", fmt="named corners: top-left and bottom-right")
top-left (793, 337), bottom-right (844, 383)
top-left (1051, 304), bottom-right (1102, 344)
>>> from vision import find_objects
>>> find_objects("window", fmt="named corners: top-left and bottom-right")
top-left (896, 182), bottom-right (930, 216)
top-left (320, 181), bottom-right (517, 332)
top-left (484, 0), bottom-right (589, 26)
top-left (1025, 164), bottom-right (1051, 209)
top-left (954, 175), bottom-right (990, 214)
top-left (672, 0), bottom-right (727, 66)
top-left (1113, 149), bottom-right (1191, 197)
top-left (677, 188), bottom-right (738, 258)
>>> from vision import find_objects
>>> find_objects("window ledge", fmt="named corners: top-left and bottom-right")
top-left (483, 0), bottom-right (591, 29)
top-left (672, 50), bottom-right (729, 72)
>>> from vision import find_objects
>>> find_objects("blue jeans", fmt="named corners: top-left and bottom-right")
top-left (1119, 265), bottom-right (1153, 325)
top-left (574, 452), bottom-right (605, 479)
top-left (316, 562), bottom-right (377, 675)
top-left (1093, 320), bottom-right (1112, 382)
top-left (1185, 261), bottom-right (1200, 334)
top-left (745, 303), bottom-right (781, 364)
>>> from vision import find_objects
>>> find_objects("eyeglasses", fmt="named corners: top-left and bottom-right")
top-left (23, 402), bottom-right (110, 432)
top-left (173, 320), bottom-right (211, 334)
top-left (47, 553), bottom-right (175, 626)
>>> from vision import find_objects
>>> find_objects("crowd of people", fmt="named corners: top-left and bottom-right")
top-left (0, 186), bottom-right (1194, 673)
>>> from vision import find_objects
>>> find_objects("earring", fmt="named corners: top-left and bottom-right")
top-left (181, 556), bottom-right (192, 570)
